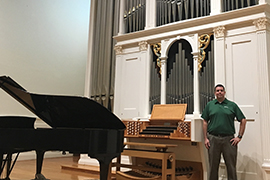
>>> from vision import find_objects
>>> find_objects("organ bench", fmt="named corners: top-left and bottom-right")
top-left (116, 142), bottom-right (177, 180)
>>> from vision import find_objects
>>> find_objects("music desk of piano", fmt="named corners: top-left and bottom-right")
top-left (117, 104), bottom-right (204, 180)
top-left (0, 75), bottom-right (126, 180)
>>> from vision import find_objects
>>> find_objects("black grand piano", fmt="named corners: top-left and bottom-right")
top-left (0, 76), bottom-right (125, 180)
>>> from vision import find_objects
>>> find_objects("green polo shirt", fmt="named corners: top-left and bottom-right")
top-left (201, 98), bottom-right (246, 135)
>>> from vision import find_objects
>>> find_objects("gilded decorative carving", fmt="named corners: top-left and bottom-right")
top-left (254, 18), bottom-right (270, 31)
top-left (198, 33), bottom-right (213, 72)
top-left (139, 41), bottom-right (148, 51)
top-left (213, 26), bottom-right (226, 38)
top-left (152, 43), bottom-right (162, 74)
top-left (114, 45), bottom-right (123, 55)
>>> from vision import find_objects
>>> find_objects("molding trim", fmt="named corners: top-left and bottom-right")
top-left (213, 26), bottom-right (226, 38)
top-left (114, 45), bottom-right (123, 55)
top-left (253, 17), bottom-right (270, 31)
top-left (262, 160), bottom-right (270, 174)
top-left (138, 41), bottom-right (148, 51)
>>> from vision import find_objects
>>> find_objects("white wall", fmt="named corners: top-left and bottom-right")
top-left (0, 0), bottom-right (90, 116)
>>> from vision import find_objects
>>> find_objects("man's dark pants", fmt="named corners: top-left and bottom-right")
top-left (207, 134), bottom-right (238, 180)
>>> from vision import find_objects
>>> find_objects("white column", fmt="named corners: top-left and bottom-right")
top-left (160, 38), bottom-right (169, 105)
top-left (254, 18), bottom-right (270, 178)
top-left (192, 51), bottom-right (200, 118)
top-left (160, 57), bottom-right (167, 104)
top-left (213, 26), bottom-right (226, 86)
top-left (118, 0), bottom-right (125, 35)
top-left (145, 0), bottom-right (156, 30)
top-left (145, 43), bottom-right (152, 114)
top-left (210, 0), bottom-right (222, 15)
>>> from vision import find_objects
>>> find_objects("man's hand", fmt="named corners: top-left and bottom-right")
top-left (205, 138), bottom-right (210, 149)
top-left (230, 137), bottom-right (241, 146)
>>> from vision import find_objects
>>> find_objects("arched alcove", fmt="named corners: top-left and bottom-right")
top-left (166, 39), bottom-right (194, 114)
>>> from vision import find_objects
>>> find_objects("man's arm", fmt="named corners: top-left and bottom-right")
top-left (231, 118), bottom-right (247, 146)
top-left (238, 118), bottom-right (247, 137)
top-left (203, 119), bottom-right (210, 149)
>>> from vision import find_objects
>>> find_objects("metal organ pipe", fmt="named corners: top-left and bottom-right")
top-left (149, 49), bottom-right (161, 112)
top-left (163, 41), bottom-right (193, 114)
top-left (222, 0), bottom-right (258, 12)
top-left (124, 0), bottom-right (146, 33)
top-left (199, 35), bottom-right (214, 113)
top-left (121, 0), bottom-right (257, 33)
top-left (150, 40), bottom-right (200, 114)
top-left (175, 53), bottom-right (179, 104)
top-left (156, 0), bottom-right (211, 27)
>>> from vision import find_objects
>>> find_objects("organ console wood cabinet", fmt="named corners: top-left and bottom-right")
top-left (123, 104), bottom-right (191, 140)
top-left (118, 104), bottom-right (203, 180)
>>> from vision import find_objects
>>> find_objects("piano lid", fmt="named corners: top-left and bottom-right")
top-left (0, 76), bottom-right (125, 130)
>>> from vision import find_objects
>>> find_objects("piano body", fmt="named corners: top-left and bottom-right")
top-left (117, 104), bottom-right (205, 180)
top-left (0, 76), bottom-right (126, 180)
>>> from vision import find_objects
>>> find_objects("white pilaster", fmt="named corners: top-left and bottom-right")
top-left (145, 0), bottom-right (156, 30)
top-left (139, 41), bottom-right (151, 116)
top-left (210, 0), bottom-right (222, 15)
top-left (113, 45), bottom-right (123, 117)
top-left (213, 26), bottom-right (226, 86)
top-left (118, 0), bottom-right (125, 35)
top-left (254, 17), bottom-right (270, 178)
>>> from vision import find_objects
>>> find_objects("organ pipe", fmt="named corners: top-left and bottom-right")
top-left (150, 37), bottom-right (214, 114)
top-left (165, 41), bottom-right (193, 114)
top-left (222, 0), bottom-right (258, 12)
top-left (123, 0), bottom-right (146, 33)
top-left (123, 0), bottom-right (258, 33)
top-left (199, 34), bottom-right (214, 112)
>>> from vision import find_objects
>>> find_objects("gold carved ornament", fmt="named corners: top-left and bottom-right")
top-left (152, 43), bottom-right (162, 74)
top-left (198, 33), bottom-right (213, 72)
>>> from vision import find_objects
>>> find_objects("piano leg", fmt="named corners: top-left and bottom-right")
top-left (0, 153), bottom-right (13, 180)
top-left (0, 153), bottom-right (3, 177)
top-left (5, 154), bottom-right (12, 180)
top-left (98, 160), bottom-right (110, 180)
top-left (0, 153), bottom-right (5, 180)
top-left (35, 150), bottom-right (49, 180)
top-left (95, 156), bottom-right (114, 180)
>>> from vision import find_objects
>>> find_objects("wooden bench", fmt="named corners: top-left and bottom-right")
top-left (116, 142), bottom-right (177, 180)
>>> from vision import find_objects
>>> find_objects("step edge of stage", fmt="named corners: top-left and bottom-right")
top-left (61, 164), bottom-right (116, 175)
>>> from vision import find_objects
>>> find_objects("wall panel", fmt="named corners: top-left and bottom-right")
top-left (225, 32), bottom-right (262, 179)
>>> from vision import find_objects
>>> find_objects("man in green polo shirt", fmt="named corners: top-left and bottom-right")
top-left (201, 84), bottom-right (246, 180)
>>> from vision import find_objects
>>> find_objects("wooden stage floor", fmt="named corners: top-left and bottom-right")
top-left (6, 156), bottom-right (101, 180)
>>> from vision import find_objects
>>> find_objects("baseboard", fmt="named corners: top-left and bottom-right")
top-left (14, 151), bottom-right (72, 161)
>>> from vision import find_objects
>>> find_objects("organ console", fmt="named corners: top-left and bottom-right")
top-left (0, 76), bottom-right (125, 180)
top-left (117, 104), bottom-right (204, 180)
top-left (124, 104), bottom-right (191, 140)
